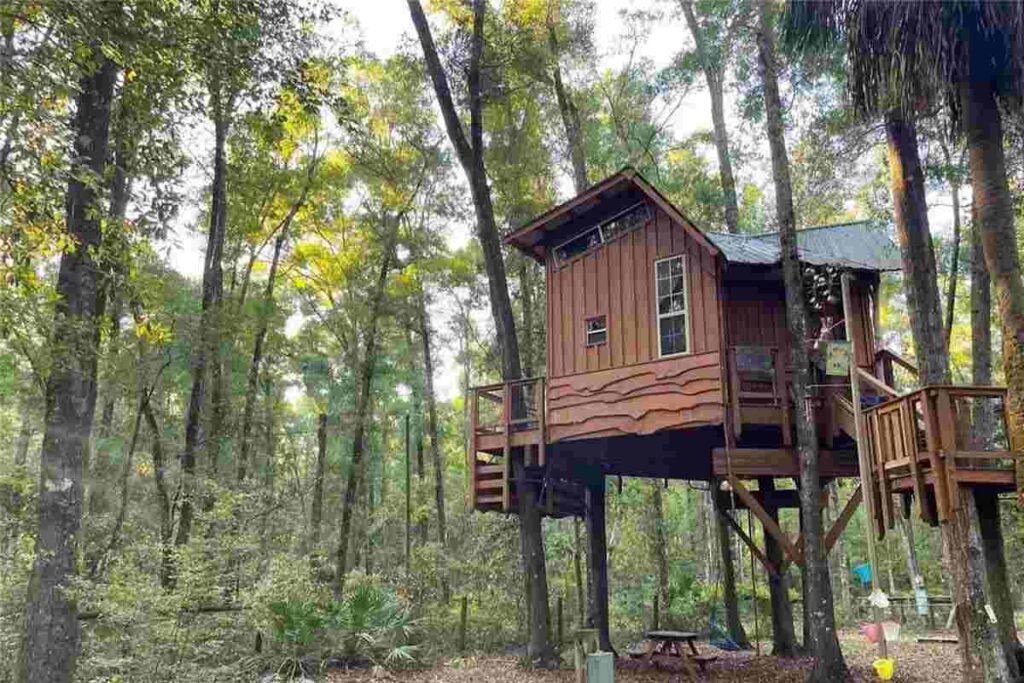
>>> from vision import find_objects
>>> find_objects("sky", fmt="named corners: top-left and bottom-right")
top-left (165, 0), bottom-right (965, 402)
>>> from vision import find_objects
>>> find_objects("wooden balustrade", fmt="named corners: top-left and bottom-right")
top-left (861, 385), bottom-right (1016, 525)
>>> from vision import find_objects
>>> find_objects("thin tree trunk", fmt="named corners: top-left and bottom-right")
top-left (141, 397), bottom-right (173, 589)
top-left (309, 412), bottom-right (327, 555)
top-left (334, 242), bottom-right (392, 599)
top-left (712, 486), bottom-right (749, 647)
top-left (574, 517), bottom-right (585, 627)
top-left (681, 1), bottom-right (740, 233)
top-left (944, 164), bottom-right (962, 347)
top-left (884, 112), bottom-right (950, 385)
top-left (650, 481), bottom-right (670, 624)
top-left (971, 215), bottom-right (995, 442)
top-left (548, 23), bottom-right (587, 193)
top-left (177, 93), bottom-right (229, 550)
top-left (898, 512), bottom-right (923, 596)
top-left (90, 392), bottom-right (145, 578)
top-left (22, 54), bottom-right (117, 683)
top-left (974, 491), bottom-right (1023, 677)
top-left (238, 155), bottom-right (317, 481)
top-left (15, 394), bottom-right (32, 467)
top-left (756, 4), bottom-right (846, 679)
top-left (961, 79), bottom-right (1024, 498)
top-left (419, 289), bottom-right (449, 601)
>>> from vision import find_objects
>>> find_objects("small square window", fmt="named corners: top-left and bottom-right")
top-left (585, 315), bottom-right (607, 346)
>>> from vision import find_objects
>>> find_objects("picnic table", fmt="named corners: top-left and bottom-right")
top-left (637, 630), bottom-right (718, 674)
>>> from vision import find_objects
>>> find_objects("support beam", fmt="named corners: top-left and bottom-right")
top-left (586, 480), bottom-right (613, 653)
top-left (727, 475), bottom-right (802, 566)
top-left (719, 509), bottom-right (780, 579)
top-left (759, 477), bottom-right (798, 657)
top-left (824, 485), bottom-right (862, 554)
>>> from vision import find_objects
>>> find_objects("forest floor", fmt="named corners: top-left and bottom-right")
top-left (326, 630), bottom-right (962, 682)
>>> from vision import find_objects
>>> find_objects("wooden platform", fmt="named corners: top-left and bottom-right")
top-left (711, 447), bottom-right (859, 479)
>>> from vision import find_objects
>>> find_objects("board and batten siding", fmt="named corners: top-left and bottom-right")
top-left (544, 201), bottom-right (725, 442)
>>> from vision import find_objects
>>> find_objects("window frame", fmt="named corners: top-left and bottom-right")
top-left (654, 254), bottom-right (692, 358)
top-left (552, 201), bottom-right (650, 266)
top-left (584, 314), bottom-right (608, 347)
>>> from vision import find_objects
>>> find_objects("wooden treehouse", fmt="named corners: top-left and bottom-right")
top-left (467, 168), bottom-right (1019, 607)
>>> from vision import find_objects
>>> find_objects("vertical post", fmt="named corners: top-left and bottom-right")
top-left (653, 593), bottom-right (660, 630)
top-left (502, 383), bottom-right (512, 512)
top-left (841, 271), bottom-right (887, 659)
top-left (469, 388), bottom-right (478, 509)
top-left (405, 414), bottom-right (411, 575)
top-left (537, 379), bottom-right (546, 467)
top-left (459, 596), bottom-right (468, 653)
top-left (586, 478), bottom-right (612, 652)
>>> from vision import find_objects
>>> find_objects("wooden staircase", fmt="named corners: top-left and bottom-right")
top-left (468, 377), bottom-right (585, 518)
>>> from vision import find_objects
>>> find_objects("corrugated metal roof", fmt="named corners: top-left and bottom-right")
top-left (707, 220), bottom-right (901, 271)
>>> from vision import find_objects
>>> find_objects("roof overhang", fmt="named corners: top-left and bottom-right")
top-left (504, 167), bottom-right (720, 263)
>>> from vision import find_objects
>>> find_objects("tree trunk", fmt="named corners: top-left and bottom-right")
top-left (177, 96), bottom-right (229, 549)
top-left (761, 479), bottom-right (798, 657)
top-left (586, 479), bottom-right (613, 653)
top-left (944, 168), bottom-right (962, 347)
top-left (681, 1), bottom-right (740, 233)
top-left (548, 24), bottom-right (588, 193)
top-left (712, 485), bottom-right (749, 647)
top-left (334, 243), bottom-right (391, 599)
top-left (898, 511), bottom-right (923, 596)
top-left (971, 215), bottom-right (995, 442)
top-left (574, 517), bottom-right (586, 627)
top-left (650, 481), bottom-right (671, 624)
top-left (884, 112), bottom-right (950, 385)
top-left (961, 79), bottom-right (1024, 497)
top-left (15, 394), bottom-right (32, 467)
top-left (309, 412), bottom-right (327, 555)
top-left (756, 4), bottom-right (846, 679)
top-left (21, 55), bottom-right (117, 683)
top-left (141, 398), bottom-right (174, 589)
top-left (973, 491), bottom-right (1023, 677)
top-left (420, 289), bottom-right (449, 600)
top-left (238, 156), bottom-right (316, 481)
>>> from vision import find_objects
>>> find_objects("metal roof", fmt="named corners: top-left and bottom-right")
top-left (706, 220), bottom-right (901, 272)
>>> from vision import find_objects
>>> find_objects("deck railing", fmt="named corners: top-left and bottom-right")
top-left (469, 377), bottom-right (546, 512)
top-left (861, 385), bottom-right (1016, 525)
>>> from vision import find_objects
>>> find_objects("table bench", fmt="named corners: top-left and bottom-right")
top-left (639, 630), bottom-right (718, 674)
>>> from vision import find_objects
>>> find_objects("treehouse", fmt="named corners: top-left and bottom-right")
top-left (468, 168), bottom-right (1019, 542)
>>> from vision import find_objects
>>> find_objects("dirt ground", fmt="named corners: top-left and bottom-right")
top-left (327, 631), bottom-right (963, 682)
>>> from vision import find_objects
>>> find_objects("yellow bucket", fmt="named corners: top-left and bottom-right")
top-left (873, 657), bottom-right (894, 681)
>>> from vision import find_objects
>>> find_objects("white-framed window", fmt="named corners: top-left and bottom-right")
top-left (585, 315), bottom-right (608, 346)
top-left (656, 255), bottom-right (689, 357)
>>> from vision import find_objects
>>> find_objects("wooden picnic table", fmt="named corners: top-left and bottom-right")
top-left (641, 630), bottom-right (717, 674)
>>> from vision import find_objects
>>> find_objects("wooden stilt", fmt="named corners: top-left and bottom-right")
top-left (586, 479), bottom-right (613, 653)
top-left (727, 475), bottom-right (802, 566)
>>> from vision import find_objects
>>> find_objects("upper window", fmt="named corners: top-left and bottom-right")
top-left (656, 255), bottom-right (689, 356)
top-left (553, 203), bottom-right (652, 264)
top-left (585, 315), bottom-right (608, 346)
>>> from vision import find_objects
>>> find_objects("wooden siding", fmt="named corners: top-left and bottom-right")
top-left (546, 202), bottom-right (721, 378)
top-left (724, 282), bottom-right (788, 349)
top-left (547, 351), bottom-right (725, 442)
top-left (846, 277), bottom-right (875, 368)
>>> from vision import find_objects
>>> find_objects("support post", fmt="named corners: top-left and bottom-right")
top-left (760, 477), bottom-right (798, 657)
top-left (841, 271), bottom-right (887, 660)
top-left (586, 479), bottom-right (613, 653)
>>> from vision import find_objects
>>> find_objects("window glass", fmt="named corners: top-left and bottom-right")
top-left (554, 227), bottom-right (602, 263)
top-left (656, 256), bottom-right (688, 355)
top-left (586, 315), bottom-right (607, 346)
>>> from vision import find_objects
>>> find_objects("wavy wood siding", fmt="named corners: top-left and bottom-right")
top-left (543, 201), bottom-right (724, 442)
top-left (547, 351), bottom-right (724, 441)
top-left (546, 202), bottom-right (721, 379)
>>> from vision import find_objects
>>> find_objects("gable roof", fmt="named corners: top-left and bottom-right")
top-left (505, 168), bottom-right (900, 272)
top-left (707, 220), bottom-right (902, 272)
top-left (505, 167), bottom-right (720, 262)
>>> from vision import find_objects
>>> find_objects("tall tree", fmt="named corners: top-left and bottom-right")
top-left (21, 29), bottom-right (118, 683)
top-left (408, 0), bottom-right (556, 666)
top-left (679, 0), bottom-right (743, 233)
top-left (756, 2), bottom-right (847, 680)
